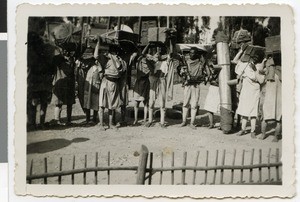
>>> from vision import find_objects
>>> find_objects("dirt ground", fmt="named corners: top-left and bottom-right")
top-left (27, 84), bottom-right (282, 185)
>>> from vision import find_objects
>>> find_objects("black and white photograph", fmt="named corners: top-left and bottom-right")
top-left (13, 3), bottom-right (295, 198)
top-left (25, 15), bottom-right (283, 185)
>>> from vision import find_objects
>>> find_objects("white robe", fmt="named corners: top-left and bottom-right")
top-left (236, 65), bottom-right (261, 117)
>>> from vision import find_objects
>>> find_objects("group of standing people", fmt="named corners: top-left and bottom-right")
top-left (27, 29), bottom-right (282, 142)
top-left (71, 41), bottom-right (128, 131)
top-left (231, 41), bottom-right (282, 142)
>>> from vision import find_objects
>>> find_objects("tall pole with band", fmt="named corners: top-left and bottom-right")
top-left (216, 17), bottom-right (233, 134)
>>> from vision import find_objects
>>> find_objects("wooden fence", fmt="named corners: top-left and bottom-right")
top-left (27, 145), bottom-right (282, 185)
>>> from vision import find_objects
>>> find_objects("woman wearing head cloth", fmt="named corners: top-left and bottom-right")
top-left (236, 48), bottom-right (265, 138)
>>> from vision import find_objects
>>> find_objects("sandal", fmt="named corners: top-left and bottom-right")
top-left (208, 124), bottom-right (215, 129)
top-left (180, 122), bottom-right (187, 127)
top-left (160, 123), bottom-right (168, 128)
top-left (97, 123), bottom-right (106, 131)
top-left (145, 122), bottom-right (154, 127)
top-left (272, 136), bottom-right (279, 142)
top-left (189, 124), bottom-right (197, 130)
top-left (237, 130), bottom-right (246, 136)
top-left (259, 133), bottom-right (268, 140)
top-left (250, 132), bottom-right (257, 139)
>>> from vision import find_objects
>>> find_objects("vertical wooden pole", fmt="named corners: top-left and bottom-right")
top-left (29, 159), bottom-right (33, 184)
top-left (106, 17), bottom-right (111, 32)
top-left (95, 152), bottom-right (98, 185)
top-left (159, 152), bottom-right (164, 185)
top-left (138, 17), bottom-right (142, 43)
top-left (107, 151), bottom-right (110, 185)
top-left (72, 155), bottom-right (75, 185)
top-left (157, 16), bottom-right (161, 28)
top-left (167, 16), bottom-right (173, 54)
top-left (58, 157), bottom-right (62, 184)
top-left (181, 152), bottom-right (187, 185)
top-left (45, 21), bottom-right (49, 41)
top-left (276, 148), bottom-right (280, 182)
top-left (212, 150), bottom-right (219, 184)
top-left (204, 150), bottom-right (209, 184)
top-left (84, 154), bottom-right (87, 185)
top-left (268, 148), bottom-right (271, 182)
top-left (44, 158), bottom-right (48, 184)
top-left (231, 149), bottom-right (236, 184)
top-left (117, 17), bottom-right (121, 31)
top-left (171, 152), bottom-right (175, 185)
top-left (220, 150), bottom-right (226, 184)
top-left (216, 25), bottom-right (232, 133)
top-left (148, 152), bottom-right (153, 185)
top-left (80, 17), bottom-right (85, 54)
top-left (249, 149), bottom-right (254, 183)
top-left (192, 151), bottom-right (200, 185)
top-left (259, 149), bottom-right (262, 183)
top-left (240, 150), bottom-right (245, 183)
top-left (136, 145), bottom-right (149, 184)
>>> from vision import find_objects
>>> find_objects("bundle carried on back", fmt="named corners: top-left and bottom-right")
top-left (240, 45), bottom-right (265, 63)
top-left (265, 35), bottom-right (281, 55)
top-left (52, 23), bottom-right (82, 52)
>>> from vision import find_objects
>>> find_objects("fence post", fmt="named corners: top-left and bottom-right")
top-left (44, 158), bottom-right (48, 184)
top-left (28, 159), bottom-right (33, 184)
top-left (136, 145), bottom-right (149, 185)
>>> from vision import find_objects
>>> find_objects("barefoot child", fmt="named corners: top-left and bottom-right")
top-left (133, 55), bottom-right (150, 125)
top-left (83, 57), bottom-right (102, 124)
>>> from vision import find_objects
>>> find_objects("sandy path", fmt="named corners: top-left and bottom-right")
top-left (27, 84), bottom-right (282, 185)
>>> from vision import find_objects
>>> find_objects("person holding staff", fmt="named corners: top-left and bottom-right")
top-left (236, 49), bottom-right (265, 138)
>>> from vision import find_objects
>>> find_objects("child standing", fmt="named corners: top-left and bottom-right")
top-left (133, 55), bottom-right (151, 125)
top-left (83, 57), bottom-right (102, 124)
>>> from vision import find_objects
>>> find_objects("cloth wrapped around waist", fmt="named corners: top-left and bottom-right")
top-left (105, 76), bottom-right (119, 82)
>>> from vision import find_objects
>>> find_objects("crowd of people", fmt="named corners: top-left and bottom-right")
top-left (27, 23), bottom-right (282, 142)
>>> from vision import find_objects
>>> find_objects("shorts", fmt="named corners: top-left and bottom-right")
top-left (99, 77), bottom-right (120, 110)
top-left (183, 84), bottom-right (200, 109)
top-left (149, 77), bottom-right (166, 108)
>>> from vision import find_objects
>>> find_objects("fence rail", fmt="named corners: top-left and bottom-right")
top-left (146, 163), bottom-right (282, 172)
top-left (27, 145), bottom-right (282, 185)
top-left (27, 166), bottom-right (138, 181)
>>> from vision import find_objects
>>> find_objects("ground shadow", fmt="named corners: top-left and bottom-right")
top-left (126, 107), bottom-right (220, 127)
top-left (27, 137), bottom-right (89, 154)
top-left (60, 115), bottom-right (86, 122)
